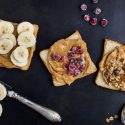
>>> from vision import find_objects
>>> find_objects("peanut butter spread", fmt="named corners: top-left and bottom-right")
top-left (47, 38), bottom-right (90, 85)
top-left (101, 45), bottom-right (125, 88)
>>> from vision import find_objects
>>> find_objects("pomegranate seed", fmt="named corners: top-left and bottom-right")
top-left (80, 4), bottom-right (87, 11)
top-left (93, 7), bottom-right (101, 15)
top-left (92, 0), bottom-right (98, 4)
top-left (101, 18), bottom-right (108, 27)
top-left (84, 14), bottom-right (90, 22)
top-left (90, 18), bottom-right (97, 26)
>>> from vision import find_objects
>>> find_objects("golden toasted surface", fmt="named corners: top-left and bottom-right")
top-left (0, 21), bottom-right (39, 71)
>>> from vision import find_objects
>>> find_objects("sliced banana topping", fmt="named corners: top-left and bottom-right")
top-left (0, 39), bottom-right (14, 54)
top-left (17, 22), bottom-right (34, 34)
top-left (1, 33), bottom-right (17, 46)
top-left (13, 46), bottom-right (29, 63)
top-left (0, 83), bottom-right (7, 101)
top-left (0, 104), bottom-right (3, 117)
top-left (17, 31), bottom-right (36, 48)
top-left (11, 52), bottom-right (28, 67)
top-left (0, 21), bottom-right (14, 36)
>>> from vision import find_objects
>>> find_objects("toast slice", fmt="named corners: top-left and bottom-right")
top-left (40, 31), bottom-right (97, 86)
top-left (95, 39), bottom-right (123, 91)
top-left (0, 20), bottom-right (39, 71)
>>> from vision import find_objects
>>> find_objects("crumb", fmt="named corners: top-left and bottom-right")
top-left (106, 118), bottom-right (110, 123)
top-left (105, 114), bottom-right (119, 123)
top-left (114, 115), bottom-right (118, 119)
top-left (109, 116), bottom-right (114, 121)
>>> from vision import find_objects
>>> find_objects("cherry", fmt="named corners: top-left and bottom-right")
top-left (90, 18), bottom-right (97, 26)
top-left (101, 18), bottom-right (108, 27)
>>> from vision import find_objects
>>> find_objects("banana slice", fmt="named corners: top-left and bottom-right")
top-left (1, 33), bottom-right (16, 46)
top-left (0, 21), bottom-right (14, 36)
top-left (10, 52), bottom-right (28, 67)
top-left (0, 39), bottom-right (13, 54)
top-left (0, 104), bottom-right (3, 117)
top-left (13, 46), bottom-right (29, 63)
top-left (17, 31), bottom-right (36, 48)
top-left (17, 22), bottom-right (34, 34)
top-left (0, 83), bottom-right (7, 101)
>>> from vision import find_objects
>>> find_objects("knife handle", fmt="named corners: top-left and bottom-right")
top-left (11, 92), bottom-right (62, 122)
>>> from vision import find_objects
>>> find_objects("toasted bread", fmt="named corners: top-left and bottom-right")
top-left (40, 31), bottom-right (97, 86)
top-left (0, 20), bottom-right (39, 71)
top-left (95, 39), bottom-right (123, 91)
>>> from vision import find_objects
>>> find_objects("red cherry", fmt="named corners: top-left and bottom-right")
top-left (101, 18), bottom-right (108, 27)
top-left (84, 14), bottom-right (90, 22)
top-left (93, 7), bottom-right (101, 15)
top-left (80, 4), bottom-right (87, 11)
top-left (90, 18), bottom-right (97, 26)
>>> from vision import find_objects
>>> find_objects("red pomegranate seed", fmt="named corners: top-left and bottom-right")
top-left (90, 18), bottom-right (97, 26)
top-left (93, 7), bottom-right (101, 15)
top-left (92, 0), bottom-right (98, 4)
top-left (80, 4), bottom-right (87, 11)
top-left (101, 18), bottom-right (108, 27)
top-left (84, 14), bottom-right (90, 22)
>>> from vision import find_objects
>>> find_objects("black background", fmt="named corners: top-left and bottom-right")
top-left (0, 0), bottom-right (125, 125)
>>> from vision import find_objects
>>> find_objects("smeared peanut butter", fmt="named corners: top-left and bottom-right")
top-left (101, 45), bottom-right (125, 89)
top-left (47, 38), bottom-right (90, 85)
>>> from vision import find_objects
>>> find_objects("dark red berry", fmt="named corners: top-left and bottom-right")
top-left (74, 69), bottom-right (81, 76)
top-left (51, 53), bottom-right (62, 61)
top-left (76, 47), bottom-right (83, 54)
top-left (69, 58), bottom-right (75, 63)
top-left (68, 63), bottom-right (76, 71)
top-left (80, 4), bottom-right (87, 11)
top-left (101, 18), bottom-right (108, 27)
top-left (76, 62), bottom-right (81, 69)
top-left (90, 18), bottom-right (97, 26)
top-left (64, 64), bottom-right (69, 70)
top-left (93, 7), bottom-right (101, 15)
top-left (92, 0), bottom-right (98, 4)
top-left (84, 14), bottom-right (90, 22)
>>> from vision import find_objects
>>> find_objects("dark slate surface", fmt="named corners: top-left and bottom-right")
top-left (0, 0), bottom-right (124, 125)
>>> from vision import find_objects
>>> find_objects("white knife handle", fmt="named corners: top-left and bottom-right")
top-left (10, 91), bottom-right (62, 122)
